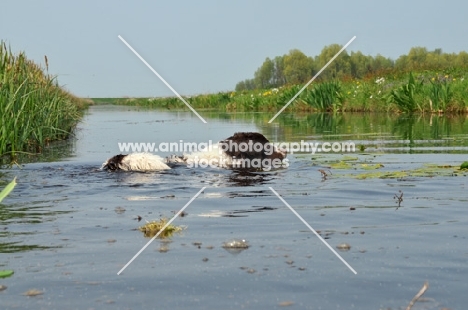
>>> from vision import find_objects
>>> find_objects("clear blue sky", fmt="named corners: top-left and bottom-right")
top-left (2, 1), bottom-right (467, 98)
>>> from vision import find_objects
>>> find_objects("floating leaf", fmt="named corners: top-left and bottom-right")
top-left (0, 270), bottom-right (14, 278)
top-left (461, 161), bottom-right (468, 170)
top-left (0, 178), bottom-right (17, 203)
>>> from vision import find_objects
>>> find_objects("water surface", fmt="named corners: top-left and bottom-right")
top-left (1, 106), bottom-right (467, 309)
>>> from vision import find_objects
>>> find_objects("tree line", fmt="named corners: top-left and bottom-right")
top-left (235, 45), bottom-right (468, 91)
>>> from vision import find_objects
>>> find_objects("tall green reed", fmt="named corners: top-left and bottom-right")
top-left (428, 79), bottom-right (452, 111)
top-left (0, 41), bottom-right (83, 160)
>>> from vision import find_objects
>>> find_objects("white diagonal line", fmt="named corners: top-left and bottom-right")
top-left (118, 35), bottom-right (207, 124)
top-left (117, 187), bottom-right (206, 275)
top-left (269, 187), bottom-right (357, 274)
top-left (268, 36), bottom-right (356, 123)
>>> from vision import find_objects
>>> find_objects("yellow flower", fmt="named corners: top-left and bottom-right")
top-left (431, 77), bottom-right (435, 81)
top-left (453, 78), bottom-right (456, 81)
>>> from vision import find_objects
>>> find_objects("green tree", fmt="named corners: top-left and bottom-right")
top-left (371, 54), bottom-right (394, 73)
top-left (283, 49), bottom-right (314, 84)
top-left (455, 51), bottom-right (468, 68)
top-left (407, 47), bottom-right (428, 69)
top-left (235, 79), bottom-right (255, 91)
top-left (272, 55), bottom-right (286, 87)
top-left (254, 57), bottom-right (274, 89)
top-left (317, 44), bottom-right (351, 80)
top-left (395, 55), bottom-right (409, 71)
top-left (349, 51), bottom-right (371, 78)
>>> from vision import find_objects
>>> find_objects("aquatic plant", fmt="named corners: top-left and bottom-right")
top-left (138, 218), bottom-right (185, 238)
top-left (300, 81), bottom-right (343, 111)
top-left (0, 41), bottom-right (88, 161)
top-left (388, 73), bottom-right (423, 112)
top-left (428, 77), bottom-right (452, 112)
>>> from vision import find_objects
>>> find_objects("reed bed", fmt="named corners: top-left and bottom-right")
top-left (0, 42), bottom-right (88, 160)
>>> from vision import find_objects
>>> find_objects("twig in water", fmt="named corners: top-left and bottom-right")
top-left (406, 281), bottom-right (429, 310)
top-left (318, 169), bottom-right (332, 180)
top-left (394, 190), bottom-right (403, 210)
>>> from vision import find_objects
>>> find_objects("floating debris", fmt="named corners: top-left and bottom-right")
top-left (0, 285), bottom-right (7, 291)
top-left (171, 210), bottom-right (188, 217)
top-left (222, 239), bottom-right (249, 255)
top-left (318, 169), bottom-right (332, 180)
top-left (114, 206), bottom-right (126, 214)
top-left (394, 190), bottom-right (404, 210)
top-left (222, 239), bottom-right (249, 249)
top-left (278, 301), bottom-right (295, 307)
top-left (159, 246), bottom-right (169, 253)
top-left (336, 243), bottom-right (351, 251)
top-left (406, 281), bottom-right (429, 310)
top-left (22, 289), bottom-right (44, 297)
top-left (138, 218), bottom-right (184, 238)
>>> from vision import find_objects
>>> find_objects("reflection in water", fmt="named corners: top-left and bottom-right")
top-left (202, 111), bottom-right (468, 152)
top-left (226, 170), bottom-right (272, 187)
top-left (1, 106), bottom-right (468, 309)
top-left (0, 201), bottom-right (70, 253)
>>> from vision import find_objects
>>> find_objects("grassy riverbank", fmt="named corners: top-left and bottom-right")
top-left (0, 42), bottom-right (90, 161)
top-left (93, 69), bottom-right (468, 114)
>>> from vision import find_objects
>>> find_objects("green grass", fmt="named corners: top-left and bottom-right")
top-left (93, 69), bottom-right (468, 114)
top-left (0, 42), bottom-right (90, 161)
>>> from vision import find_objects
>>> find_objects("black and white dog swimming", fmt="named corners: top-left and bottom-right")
top-left (101, 132), bottom-right (288, 172)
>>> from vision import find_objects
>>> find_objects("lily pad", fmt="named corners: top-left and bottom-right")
top-left (360, 163), bottom-right (384, 170)
top-left (330, 161), bottom-right (353, 169)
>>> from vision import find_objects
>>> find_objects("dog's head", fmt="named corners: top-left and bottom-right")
top-left (101, 154), bottom-right (127, 171)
